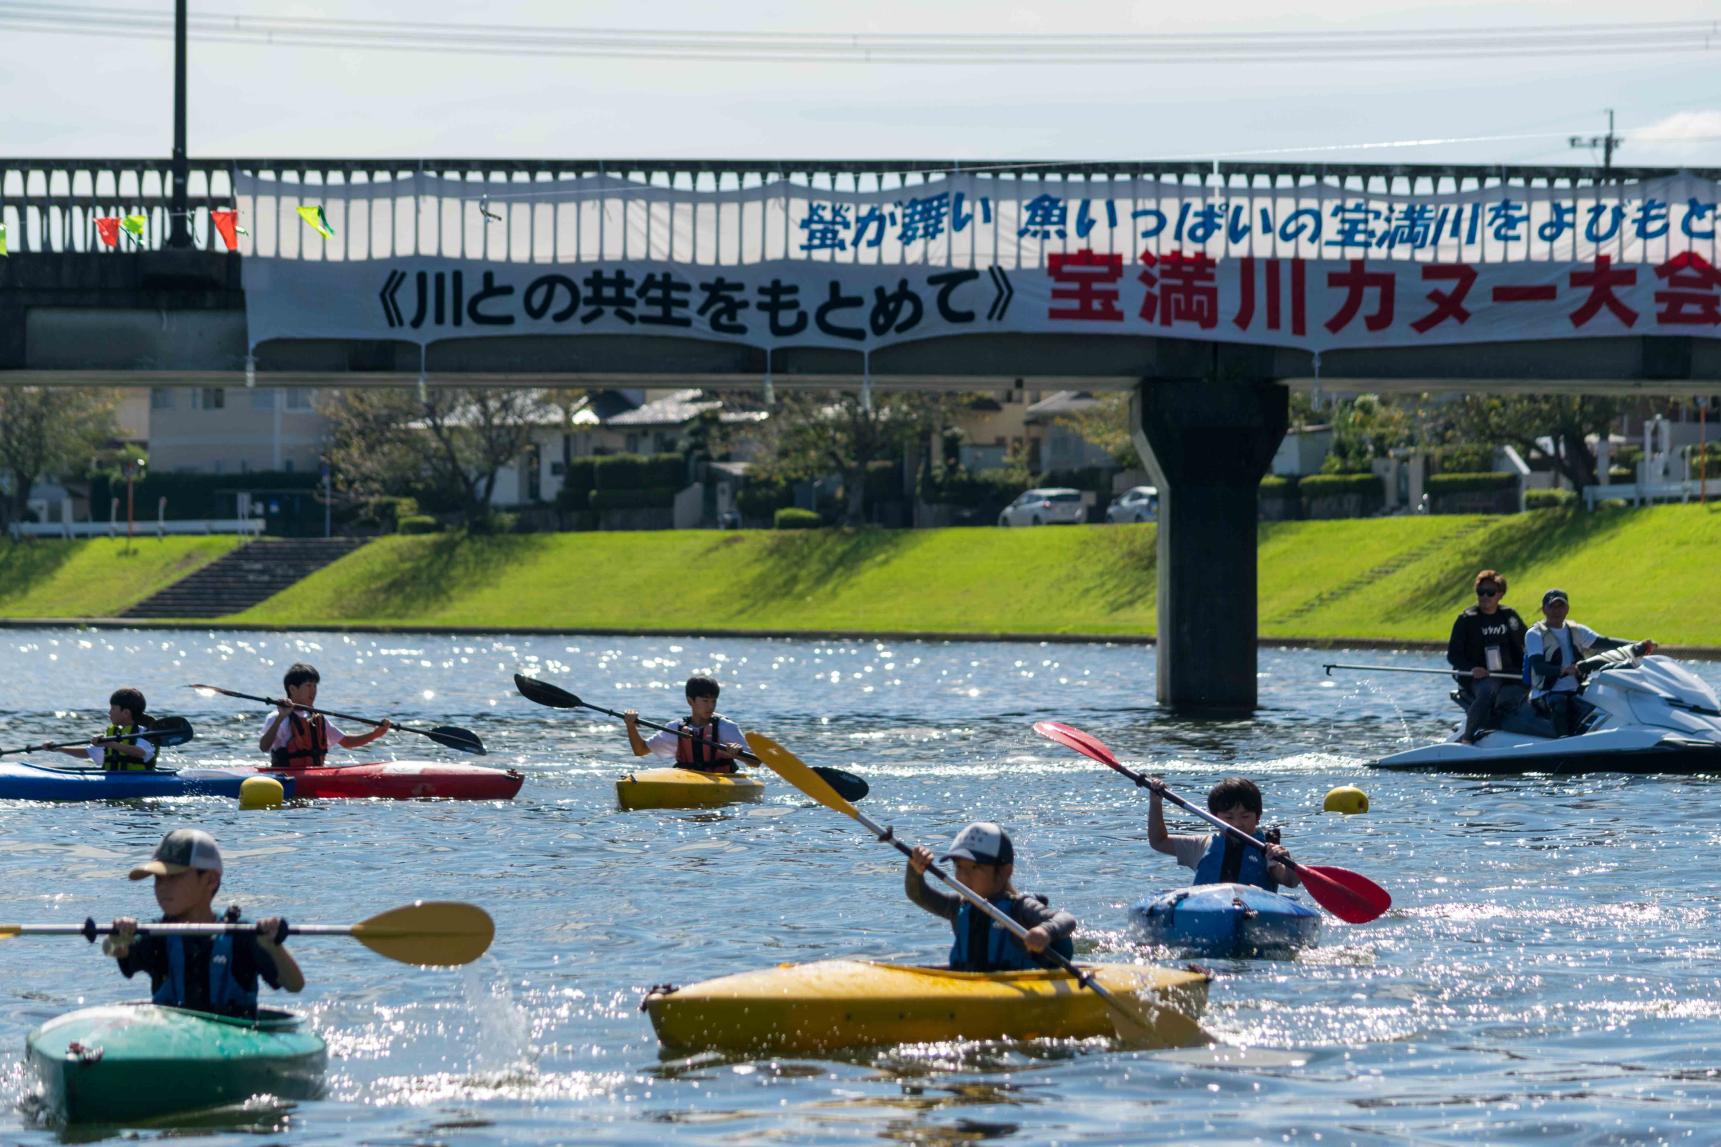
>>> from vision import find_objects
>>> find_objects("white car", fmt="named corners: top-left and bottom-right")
top-left (1105, 485), bottom-right (1159, 523)
top-left (998, 488), bottom-right (1087, 527)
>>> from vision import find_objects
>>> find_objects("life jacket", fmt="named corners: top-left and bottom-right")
top-left (674, 716), bottom-right (737, 774)
top-left (1192, 830), bottom-right (1278, 891)
top-left (270, 710), bottom-right (328, 769)
top-left (153, 921), bottom-right (258, 1018)
top-left (948, 892), bottom-right (1075, 973)
top-left (102, 723), bottom-right (151, 771)
top-left (1524, 620), bottom-right (1597, 697)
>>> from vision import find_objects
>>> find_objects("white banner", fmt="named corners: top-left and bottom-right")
top-left (239, 172), bottom-right (1721, 353)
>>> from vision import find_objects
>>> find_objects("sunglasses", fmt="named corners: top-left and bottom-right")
top-left (1476, 588), bottom-right (1500, 598)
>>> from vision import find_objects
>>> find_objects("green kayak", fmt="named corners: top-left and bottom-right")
top-left (27, 1003), bottom-right (326, 1125)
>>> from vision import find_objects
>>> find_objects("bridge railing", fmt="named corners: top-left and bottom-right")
top-left (4, 158), bottom-right (1718, 264)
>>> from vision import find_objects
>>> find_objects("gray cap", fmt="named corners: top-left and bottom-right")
top-left (939, 821), bottom-right (1015, 866)
top-left (129, 829), bottom-right (223, 879)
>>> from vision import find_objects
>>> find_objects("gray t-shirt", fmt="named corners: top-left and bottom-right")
top-left (1165, 832), bottom-right (1214, 870)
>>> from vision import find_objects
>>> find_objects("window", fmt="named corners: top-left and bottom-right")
top-left (149, 388), bottom-right (175, 411)
top-left (197, 388), bottom-right (225, 410)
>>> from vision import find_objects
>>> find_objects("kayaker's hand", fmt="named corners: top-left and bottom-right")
top-left (1471, 666), bottom-right (1489, 680)
top-left (721, 742), bottom-right (746, 759)
top-left (1146, 776), bottom-right (1166, 799)
top-left (1561, 664), bottom-right (1581, 679)
top-left (256, 916), bottom-right (287, 951)
top-left (623, 710), bottom-right (639, 730)
top-left (1023, 925), bottom-right (1051, 954)
top-left (375, 720), bottom-right (392, 735)
top-left (908, 845), bottom-right (933, 875)
top-left (103, 917), bottom-right (137, 958)
top-left (1265, 843), bottom-right (1290, 865)
top-left (275, 699), bottom-right (293, 717)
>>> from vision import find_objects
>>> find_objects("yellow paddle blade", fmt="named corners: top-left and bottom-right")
top-left (350, 901), bottom-right (494, 966)
top-left (747, 732), bottom-right (858, 819)
top-left (1099, 985), bottom-right (1210, 1048)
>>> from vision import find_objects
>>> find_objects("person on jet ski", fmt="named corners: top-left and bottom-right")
top-left (1446, 569), bottom-right (1528, 744)
top-left (1524, 588), bottom-right (1658, 737)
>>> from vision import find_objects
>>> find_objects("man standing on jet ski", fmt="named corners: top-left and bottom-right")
top-left (1525, 588), bottom-right (1658, 737)
top-left (1447, 569), bottom-right (1528, 744)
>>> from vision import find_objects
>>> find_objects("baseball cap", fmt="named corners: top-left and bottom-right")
top-left (1541, 588), bottom-right (1570, 608)
top-left (129, 829), bottom-right (224, 879)
top-left (939, 821), bottom-right (1015, 866)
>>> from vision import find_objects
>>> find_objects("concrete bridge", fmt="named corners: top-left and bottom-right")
top-left (4, 157), bottom-right (1720, 712)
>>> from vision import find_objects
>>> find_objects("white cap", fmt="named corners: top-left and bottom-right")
top-left (939, 821), bottom-right (1015, 866)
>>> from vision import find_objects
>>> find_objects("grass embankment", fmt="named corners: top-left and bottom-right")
top-left (225, 503), bottom-right (1721, 644)
top-left (0, 537), bottom-right (241, 618)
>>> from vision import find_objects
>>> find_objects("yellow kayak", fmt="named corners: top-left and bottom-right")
top-left (643, 958), bottom-right (1211, 1053)
top-left (615, 766), bottom-right (766, 810)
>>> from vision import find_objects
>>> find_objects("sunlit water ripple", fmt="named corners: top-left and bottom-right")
top-left (1, 629), bottom-right (1718, 1144)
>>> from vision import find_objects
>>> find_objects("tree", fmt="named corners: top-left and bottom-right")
top-left (1051, 391), bottom-right (1139, 469)
top-left (1449, 394), bottom-right (1624, 494)
top-left (753, 389), bottom-right (955, 525)
top-left (0, 388), bottom-right (121, 529)
top-left (320, 387), bottom-right (545, 528)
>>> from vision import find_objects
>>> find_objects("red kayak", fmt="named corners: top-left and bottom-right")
top-left (257, 760), bottom-right (523, 800)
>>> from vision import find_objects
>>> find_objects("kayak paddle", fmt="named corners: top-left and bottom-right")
top-left (746, 730), bottom-right (1210, 1048)
top-left (0, 901), bottom-right (494, 967)
top-left (0, 715), bottom-right (196, 759)
top-left (1323, 663), bottom-right (1520, 678)
top-left (189, 684), bottom-right (486, 756)
top-left (1033, 720), bottom-right (1392, 925)
top-left (512, 673), bottom-right (870, 802)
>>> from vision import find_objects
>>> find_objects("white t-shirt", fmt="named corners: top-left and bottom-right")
top-left (1525, 622), bottom-right (1598, 697)
top-left (1164, 832), bottom-right (1214, 870)
top-left (644, 717), bottom-right (751, 760)
top-left (84, 733), bottom-right (156, 767)
top-left (262, 711), bottom-right (349, 749)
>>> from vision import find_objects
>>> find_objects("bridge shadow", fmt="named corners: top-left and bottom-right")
top-left (1075, 523), bottom-right (1157, 613)
top-left (0, 540), bottom-right (81, 610)
top-left (331, 531), bottom-right (552, 618)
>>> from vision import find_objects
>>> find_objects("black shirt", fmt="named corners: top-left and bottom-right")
top-left (1447, 605), bottom-right (1527, 675)
top-left (117, 929), bottom-right (282, 1018)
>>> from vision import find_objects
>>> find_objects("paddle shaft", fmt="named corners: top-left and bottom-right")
top-left (843, 802), bottom-right (1107, 994)
top-left (1323, 663), bottom-right (1519, 678)
top-left (195, 685), bottom-right (450, 743)
top-left (8, 918), bottom-right (296, 944)
top-left (0, 723), bottom-right (188, 759)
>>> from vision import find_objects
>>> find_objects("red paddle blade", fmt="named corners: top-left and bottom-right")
top-left (1297, 864), bottom-right (1392, 924)
top-left (1033, 721), bottom-right (1123, 767)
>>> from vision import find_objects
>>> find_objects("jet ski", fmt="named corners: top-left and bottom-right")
top-left (1373, 648), bottom-right (1721, 774)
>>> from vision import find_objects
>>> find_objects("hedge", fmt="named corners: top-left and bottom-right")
top-left (918, 468), bottom-right (1026, 513)
top-left (1424, 471), bottom-right (1518, 495)
top-left (1525, 488), bottom-right (1576, 509)
top-left (1434, 445), bottom-right (1495, 473)
top-left (588, 486), bottom-right (680, 511)
top-left (773, 507), bottom-right (823, 530)
top-left (398, 514), bottom-right (441, 534)
top-left (1296, 473), bottom-right (1383, 498)
top-left (590, 453), bottom-right (685, 490)
top-left (1260, 474), bottom-right (1300, 495)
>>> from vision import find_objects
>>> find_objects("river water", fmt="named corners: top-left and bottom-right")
top-left (1, 628), bottom-right (1718, 1145)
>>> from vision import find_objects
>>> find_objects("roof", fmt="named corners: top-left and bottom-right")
top-left (605, 388), bottom-right (767, 428)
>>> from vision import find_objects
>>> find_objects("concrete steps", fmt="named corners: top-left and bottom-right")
top-left (122, 538), bottom-right (368, 619)
top-left (1278, 518), bottom-right (1495, 622)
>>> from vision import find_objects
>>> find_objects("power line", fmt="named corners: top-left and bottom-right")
top-left (0, 3), bottom-right (1715, 64)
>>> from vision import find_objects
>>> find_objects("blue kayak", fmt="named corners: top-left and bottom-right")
top-left (0, 761), bottom-right (290, 801)
top-left (1129, 883), bottom-right (1322, 958)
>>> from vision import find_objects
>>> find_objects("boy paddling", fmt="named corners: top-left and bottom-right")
top-left (1149, 778), bottom-right (1301, 892)
top-left (906, 822), bottom-right (1077, 972)
top-left (259, 663), bottom-right (390, 769)
top-left (623, 675), bottom-right (750, 774)
top-left (106, 829), bottom-right (304, 1019)
top-left (45, 688), bottom-right (158, 771)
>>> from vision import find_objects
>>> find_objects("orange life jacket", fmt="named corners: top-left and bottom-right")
top-left (674, 717), bottom-right (737, 773)
top-left (270, 711), bottom-right (329, 769)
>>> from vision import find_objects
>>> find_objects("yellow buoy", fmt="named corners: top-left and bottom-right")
top-left (1323, 785), bottom-right (1369, 815)
top-left (239, 775), bottom-right (285, 810)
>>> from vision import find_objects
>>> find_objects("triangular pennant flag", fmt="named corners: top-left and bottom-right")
top-left (210, 209), bottom-right (242, 251)
top-left (120, 214), bottom-right (147, 246)
top-left (94, 216), bottom-right (121, 247)
top-left (0, 222), bottom-right (8, 257)
top-left (296, 205), bottom-right (334, 239)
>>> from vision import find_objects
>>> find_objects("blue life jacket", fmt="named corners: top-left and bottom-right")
top-left (154, 930), bottom-right (258, 1017)
top-left (949, 893), bottom-right (1075, 972)
top-left (1192, 831), bottom-right (1278, 892)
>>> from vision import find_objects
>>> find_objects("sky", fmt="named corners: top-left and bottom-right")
top-left (2, 0), bottom-right (1719, 168)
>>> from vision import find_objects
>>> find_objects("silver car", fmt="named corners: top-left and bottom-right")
top-left (998, 487), bottom-right (1088, 527)
top-left (1104, 485), bottom-right (1159, 523)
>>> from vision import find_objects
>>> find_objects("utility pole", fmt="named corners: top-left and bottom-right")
top-left (167, 0), bottom-right (191, 247)
top-left (1569, 108), bottom-right (1624, 175)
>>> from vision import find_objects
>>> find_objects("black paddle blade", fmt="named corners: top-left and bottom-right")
top-left (813, 766), bottom-right (869, 803)
top-left (427, 726), bottom-right (486, 756)
top-left (142, 716), bottom-right (195, 748)
top-left (514, 673), bottom-right (583, 709)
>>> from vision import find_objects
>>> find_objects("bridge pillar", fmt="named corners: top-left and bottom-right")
top-left (1131, 374), bottom-right (1288, 712)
